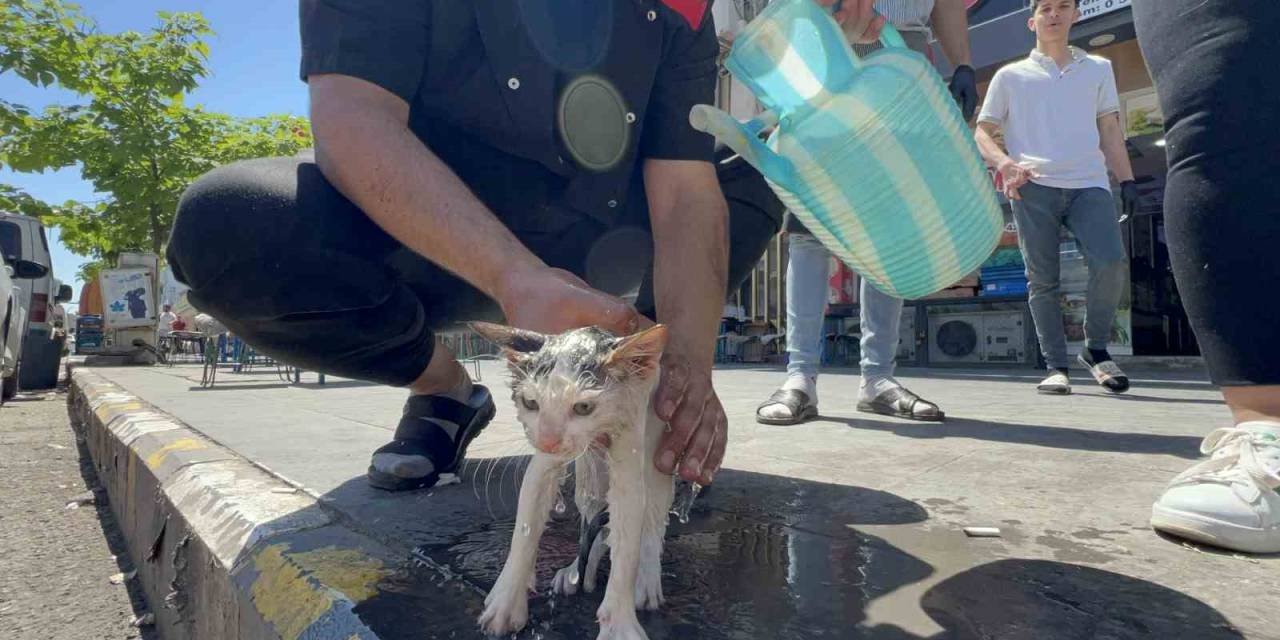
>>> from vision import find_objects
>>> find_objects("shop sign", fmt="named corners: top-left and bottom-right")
top-left (1078, 0), bottom-right (1131, 21)
top-left (99, 268), bottom-right (156, 330)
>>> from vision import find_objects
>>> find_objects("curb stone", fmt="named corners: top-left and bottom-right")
top-left (67, 368), bottom-right (407, 640)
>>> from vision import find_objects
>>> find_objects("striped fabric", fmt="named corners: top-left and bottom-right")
top-left (874, 0), bottom-right (936, 33)
top-left (691, 0), bottom-right (1002, 299)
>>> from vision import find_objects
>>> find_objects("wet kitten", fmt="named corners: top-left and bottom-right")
top-left (471, 322), bottom-right (674, 640)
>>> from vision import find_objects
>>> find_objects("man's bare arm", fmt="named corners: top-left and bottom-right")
top-left (931, 0), bottom-right (973, 67)
top-left (644, 159), bottom-right (728, 369)
top-left (1098, 112), bottom-right (1135, 182)
top-left (645, 158), bottom-right (730, 484)
top-left (974, 121), bottom-right (1010, 168)
top-left (307, 74), bottom-right (545, 307)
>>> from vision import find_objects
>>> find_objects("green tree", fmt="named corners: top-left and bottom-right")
top-left (0, 0), bottom-right (311, 263)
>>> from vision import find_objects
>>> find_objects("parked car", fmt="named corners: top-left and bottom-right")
top-left (2, 255), bottom-right (49, 402)
top-left (0, 212), bottom-right (73, 393)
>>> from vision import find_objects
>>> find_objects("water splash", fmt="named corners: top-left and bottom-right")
top-left (521, 522), bottom-right (531, 536)
top-left (670, 479), bottom-right (702, 524)
top-left (554, 493), bottom-right (567, 515)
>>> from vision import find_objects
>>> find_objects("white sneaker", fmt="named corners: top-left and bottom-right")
top-left (1151, 422), bottom-right (1280, 553)
top-left (1037, 370), bottom-right (1071, 395)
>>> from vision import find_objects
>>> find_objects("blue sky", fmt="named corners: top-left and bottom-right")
top-left (0, 0), bottom-right (309, 297)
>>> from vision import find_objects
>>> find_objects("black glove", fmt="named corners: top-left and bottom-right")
top-left (1119, 180), bottom-right (1139, 222)
top-left (949, 64), bottom-right (978, 121)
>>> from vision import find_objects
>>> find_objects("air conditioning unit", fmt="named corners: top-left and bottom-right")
top-left (927, 310), bottom-right (1029, 364)
top-left (929, 313), bottom-right (985, 364)
top-left (982, 312), bottom-right (1027, 364)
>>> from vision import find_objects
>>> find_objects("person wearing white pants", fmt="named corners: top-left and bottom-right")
top-left (756, 0), bottom-right (975, 425)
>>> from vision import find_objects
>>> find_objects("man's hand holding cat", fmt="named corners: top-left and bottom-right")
top-left (653, 353), bottom-right (726, 485)
top-left (499, 267), bottom-right (642, 337)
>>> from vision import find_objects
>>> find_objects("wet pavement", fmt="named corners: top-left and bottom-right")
top-left (83, 361), bottom-right (1277, 639)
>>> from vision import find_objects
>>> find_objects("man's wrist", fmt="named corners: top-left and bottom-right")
top-left (494, 261), bottom-right (550, 313)
top-left (664, 334), bottom-right (716, 372)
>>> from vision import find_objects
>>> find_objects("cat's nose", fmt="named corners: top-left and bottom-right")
top-left (533, 431), bottom-right (564, 454)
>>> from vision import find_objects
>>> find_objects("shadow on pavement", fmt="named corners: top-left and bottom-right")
top-left (889, 558), bottom-right (1242, 639)
top-left (1102, 392), bottom-right (1224, 406)
top-left (234, 456), bottom-right (1244, 638)
top-left (184, 379), bottom-right (378, 392)
top-left (829, 415), bottom-right (1203, 459)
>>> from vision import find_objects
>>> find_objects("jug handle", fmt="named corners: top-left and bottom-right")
top-left (689, 105), bottom-right (793, 185)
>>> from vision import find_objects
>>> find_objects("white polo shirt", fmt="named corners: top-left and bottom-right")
top-left (978, 47), bottom-right (1121, 191)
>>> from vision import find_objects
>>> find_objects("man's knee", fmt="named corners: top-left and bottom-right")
top-left (1025, 268), bottom-right (1061, 296)
top-left (169, 156), bottom-right (326, 290)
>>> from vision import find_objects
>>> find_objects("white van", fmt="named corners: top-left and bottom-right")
top-left (2, 257), bottom-right (49, 402)
top-left (0, 213), bottom-right (73, 394)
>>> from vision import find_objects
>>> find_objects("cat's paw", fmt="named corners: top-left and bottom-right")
top-left (478, 576), bottom-right (530, 636)
top-left (633, 560), bottom-right (664, 610)
top-left (552, 562), bottom-right (581, 596)
top-left (596, 604), bottom-right (649, 640)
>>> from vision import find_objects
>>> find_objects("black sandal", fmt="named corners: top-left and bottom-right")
top-left (755, 388), bottom-right (819, 425)
top-left (856, 386), bottom-right (945, 422)
top-left (366, 385), bottom-right (496, 491)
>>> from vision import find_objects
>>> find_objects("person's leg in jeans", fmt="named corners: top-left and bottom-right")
top-left (854, 278), bottom-right (944, 421)
top-left (756, 231), bottom-right (828, 424)
top-left (1135, 0), bottom-right (1280, 553)
top-left (1062, 187), bottom-right (1131, 393)
top-left (1010, 182), bottom-right (1073, 392)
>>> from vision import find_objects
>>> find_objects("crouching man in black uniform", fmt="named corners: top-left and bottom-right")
top-left (167, 0), bottom-right (876, 492)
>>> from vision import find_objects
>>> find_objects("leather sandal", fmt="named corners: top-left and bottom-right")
top-left (756, 388), bottom-right (819, 425)
top-left (367, 385), bottom-right (496, 491)
top-left (856, 386), bottom-right (945, 422)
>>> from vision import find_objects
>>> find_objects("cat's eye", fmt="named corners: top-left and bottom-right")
top-left (573, 401), bottom-right (595, 417)
top-left (520, 395), bottom-right (539, 411)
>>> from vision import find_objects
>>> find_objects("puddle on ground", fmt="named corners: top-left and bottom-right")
top-left (402, 508), bottom-right (932, 639)
top-left (339, 467), bottom-right (1243, 639)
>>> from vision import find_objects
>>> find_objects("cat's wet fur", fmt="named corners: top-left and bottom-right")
top-left (471, 322), bottom-right (675, 640)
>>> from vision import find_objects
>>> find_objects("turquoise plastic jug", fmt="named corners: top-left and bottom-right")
top-left (690, 0), bottom-right (1003, 299)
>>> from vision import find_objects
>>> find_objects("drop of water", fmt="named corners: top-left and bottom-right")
top-left (554, 494), bottom-right (567, 514)
top-left (521, 522), bottom-right (531, 536)
top-left (569, 567), bottom-right (581, 585)
top-left (670, 480), bottom-right (702, 524)
top-left (630, 448), bottom-right (638, 455)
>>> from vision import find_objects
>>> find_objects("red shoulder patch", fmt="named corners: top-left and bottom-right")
top-left (659, 0), bottom-right (708, 30)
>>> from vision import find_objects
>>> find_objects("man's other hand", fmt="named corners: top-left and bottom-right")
top-left (950, 64), bottom-right (978, 121)
top-left (652, 353), bottom-right (725, 486)
top-left (1119, 180), bottom-right (1139, 222)
top-left (500, 267), bottom-right (642, 338)
top-left (817, 0), bottom-right (886, 44)
top-left (998, 158), bottom-right (1039, 200)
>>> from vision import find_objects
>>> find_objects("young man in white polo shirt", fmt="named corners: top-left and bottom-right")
top-left (974, 0), bottom-right (1139, 396)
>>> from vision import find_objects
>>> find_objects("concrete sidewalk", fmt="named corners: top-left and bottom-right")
top-left (72, 360), bottom-right (1277, 639)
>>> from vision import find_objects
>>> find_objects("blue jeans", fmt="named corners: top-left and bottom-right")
top-left (785, 233), bottom-right (903, 381)
top-left (1010, 182), bottom-right (1128, 369)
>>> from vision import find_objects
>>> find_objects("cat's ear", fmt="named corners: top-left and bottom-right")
top-left (604, 324), bottom-right (668, 380)
top-left (469, 322), bottom-right (547, 363)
